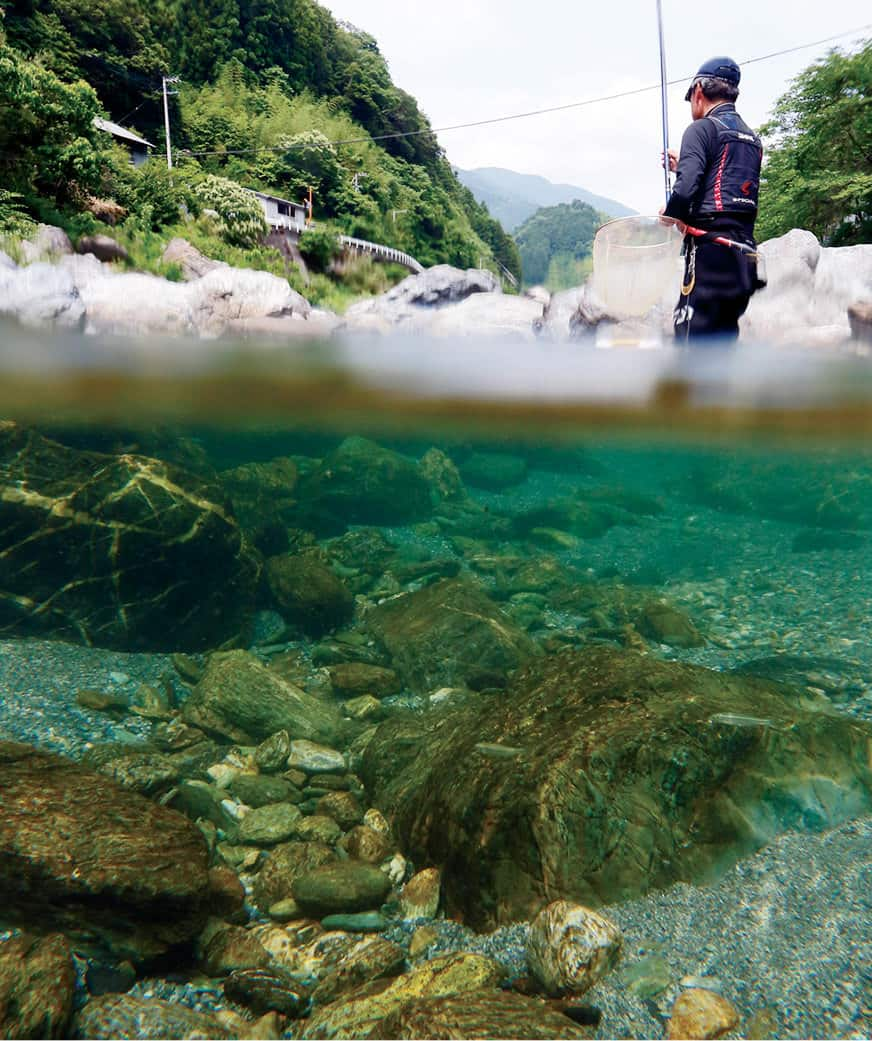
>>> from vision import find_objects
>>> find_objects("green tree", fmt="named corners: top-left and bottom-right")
top-left (0, 33), bottom-right (104, 205)
top-left (757, 41), bottom-right (872, 244)
top-left (514, 199), bottom-right (602, 287)
top-left (193, 173), bottom-right (267, 246)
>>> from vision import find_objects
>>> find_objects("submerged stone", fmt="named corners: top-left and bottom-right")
top-left (265, 553), bottom-right (355, 637)
top-left (0, 932), bottom-right (75, 1040)
top-left (0, 422), bottom-right (259, 650)
top-left (379, 989), bottom-right (592, 1040)
top-left (293, 436), bottom-right (434, 534)
top-left (320, 911), bottom-right (388, 932)
top-left (366, 577), bottom-right (536, 693)
top-left (526, 900), bottom-right (622, 997)
top-left (183, 650), bottom-right (340, 745)
top-left (0, 741), bottom-right (213, 963)
top-left (75, 994), bottom-right (234, 1040)
top-left (292, 861), bottom-right (392, 917)
top-left (299, 951), bottom-right (505, 1039)
top-left (361, 647), bottom-right (872, 927)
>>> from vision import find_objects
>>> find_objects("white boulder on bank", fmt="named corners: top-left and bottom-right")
top-left (0, 230), bottom-right (313, 338)
top-left (742, 229), bottom-right (872, 347)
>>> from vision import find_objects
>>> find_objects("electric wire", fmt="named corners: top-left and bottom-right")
top-left (181, 22), bottom-right (872, 158)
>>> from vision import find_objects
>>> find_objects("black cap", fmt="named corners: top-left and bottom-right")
top-left (685, 56), bottom-right (741, 100)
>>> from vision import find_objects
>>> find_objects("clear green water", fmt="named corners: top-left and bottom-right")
top-left (1, 330), bottom-right (870, 1039)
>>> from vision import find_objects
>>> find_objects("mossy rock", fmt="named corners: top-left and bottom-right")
top-left (292, 861), bottom-right (392, 917)
top-left (365, 577), bottom-right (537, 694)
top-left (182, 650), bottom-right (341, 745)
top-left (360, 647), bottom-right (872, 928)
top-left (265, 554), bottom-right (355, 637)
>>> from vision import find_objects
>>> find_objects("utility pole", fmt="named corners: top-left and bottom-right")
top-left (162, 75), bottom-right (180, 170)
top-left (306, 186), bottom-right (314, 226)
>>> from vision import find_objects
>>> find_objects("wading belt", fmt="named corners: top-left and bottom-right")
top-left (680, 226), bottom-right (759, 297)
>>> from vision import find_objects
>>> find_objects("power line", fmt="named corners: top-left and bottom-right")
top-left (183, 23), bottom-right (872, 159)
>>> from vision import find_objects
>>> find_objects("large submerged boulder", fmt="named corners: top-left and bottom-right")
top-left (0, 423), bottom-right (259, 650)
top-left (365, 577), bottom-right (537, 693)
top-left (360, 646), bottom-right (872, 927)
top-left (292, 436), bottom-right (434, 534)
top-left (0, 741), bottom-right (215, 962)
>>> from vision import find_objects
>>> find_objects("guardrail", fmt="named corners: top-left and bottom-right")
top-left (340, 235), bottom-right (423, 274)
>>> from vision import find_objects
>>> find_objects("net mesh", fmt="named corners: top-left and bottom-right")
top-left (592, 216), bottom-right (685, 318)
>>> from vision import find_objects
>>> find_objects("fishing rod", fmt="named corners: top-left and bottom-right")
top-left (656, 0), bottom-right (671, 205)
top-left (683, 224), bottom-right (758, 255)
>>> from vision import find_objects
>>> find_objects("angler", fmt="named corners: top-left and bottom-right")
top-left (662, 56), bottom-right (766, 343)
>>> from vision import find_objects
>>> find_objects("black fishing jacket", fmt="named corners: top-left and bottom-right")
top-left (664, 103), bottom-right (763, 232)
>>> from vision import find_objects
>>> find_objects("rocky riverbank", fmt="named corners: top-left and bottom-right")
top-left (2, 223), bottom-right (872, 347)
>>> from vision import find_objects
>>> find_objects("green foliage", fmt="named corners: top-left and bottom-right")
top-left (0, 189), bottom-right (36, 235)
top-left (193, 173), bottom-right (268, 246)
top-left (0, 35), bottom-right (104, 204)
top-left (757, 42), bottom-right (872, 244)
top-left (514, 199), bottom-right (603, 288)
top-left (298, 223), bottom-right (341, 270)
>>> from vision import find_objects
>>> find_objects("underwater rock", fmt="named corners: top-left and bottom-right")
top-left (252, 840), bottom-right (337, 912)
top-left (365, 577), bottom-right (536, 693)
top-left (299, 951), bottom-right (505, 1039)
top-left (227, 772), bottom-right (303, 808)
top-left (75, 994), bottom-right (235, 1040)
top-left (287, 739), bottom-right (347, 774)
top-left (292, 436), bottom-right (433, 534)
top-left (328, 662), bottom-right (401, 699)
top-left (292, 861), bottom-right (392, 917)
top-left (419, 447), bottom-right (468, 503)
top-left (254, 729), bottom-right (293, 773)
top-left (508, 497), bottom-right (625, 541)
top-left (183, 650), bottom-right (341, 745)
top-left (399, 867), bottom-right (441, 919)
top-left (341, 824), bottom-right (393, 864)
top-left (636, 600), bottom-right (705, 648)
top-left (0, 741), bottom-right (214, 963)
top-left (0, 932), bottom-right (75, 1039)
top-left (311, 935), bottom-right (406, 1005)
top-left (295, 815), bottom-right (343, 846)
top-left (687, 456), bottom-right (872, 531)
top-left (458, 451), bottom-right (528, 490)
top-left (379, 989), bottom-right (592, 1040)
top-left (218, 456), bottom-right (298, 551)
top-left (360, 647), bottom-right (872, 927)
top-left (265, 553), bottom-right (355, 637)
top-left (224, 966), bottom-right (311, 1018)
top-left (526, 900), bottom-right (622, 996)
top-left (81, 742), bottom-right (181, 796)
top-left (0, 423), bottom-right (259, 650)
top-left (316, 790), bottom-right (364, 830)
top-left (666, 987), bottom-right (740, 1040)
top-left (201, 923), bottom-right (273, 977)
top-left (237, 803), bottom-right (304, 845)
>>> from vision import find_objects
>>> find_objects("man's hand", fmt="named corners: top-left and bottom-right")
top-left (661, 148), bottom-right (679, 173)
top-left (658, 208), bottom-right (686, 234)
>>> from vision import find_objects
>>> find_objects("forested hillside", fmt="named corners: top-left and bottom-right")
top-left (0, 0), bottom-right (521, 292)
top-left (514, 198), bottom-right (603, 290)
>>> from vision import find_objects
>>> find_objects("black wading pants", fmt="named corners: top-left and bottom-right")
top-left (674, 235), bottom-right (760, 344)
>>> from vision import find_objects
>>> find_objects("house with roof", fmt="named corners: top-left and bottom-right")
top-left (93, 117), bottom-right (154, 167)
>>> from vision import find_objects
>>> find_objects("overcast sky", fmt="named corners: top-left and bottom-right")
top-left (322, 1), bottom-right (870, 215)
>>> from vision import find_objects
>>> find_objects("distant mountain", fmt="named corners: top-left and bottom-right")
top-left (455, 167), bottom-right (635, 232)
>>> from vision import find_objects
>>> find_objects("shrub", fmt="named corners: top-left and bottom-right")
top-left (192, 175), bottom-right (268, 248)
top-left (298, 223), bottom-right (342, 269)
